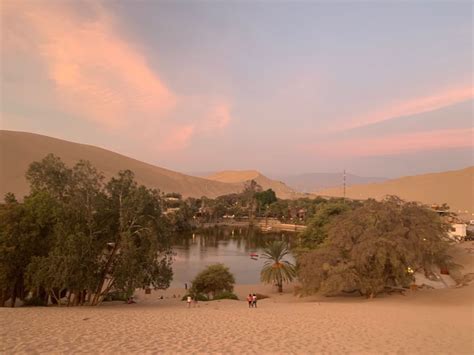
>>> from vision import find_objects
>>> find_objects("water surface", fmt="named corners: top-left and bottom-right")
top-left (170, 227), bottom-right (297, 287)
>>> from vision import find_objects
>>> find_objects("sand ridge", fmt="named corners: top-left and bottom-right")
top-left (318, 166), bottom-right (474, 216)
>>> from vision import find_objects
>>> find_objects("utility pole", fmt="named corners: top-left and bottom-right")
top-left (343, 169), bottom-right (346, 202)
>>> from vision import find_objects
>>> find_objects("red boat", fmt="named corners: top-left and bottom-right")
top-left (249, 253), bottom-right (258, 257)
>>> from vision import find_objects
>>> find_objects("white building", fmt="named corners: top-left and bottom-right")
top-left (448, 223), bottom-right (467, 240)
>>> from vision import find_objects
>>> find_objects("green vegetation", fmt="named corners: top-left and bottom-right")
top-left (190, 264), bottom-right (235, 299)
top-left (213, 290), bottom-right (239, 300)
top-left (260, 241), bottom-right (296, 292)
top-left (0, 154), bottom-right (173, 307)
top-left (1, 155), bottom-right (456, 305)
top-left (255, 189), bottom-right (277, 208)
top-left (299, 200), bottom-right (359, 250)
top-left (298, 197), bottom-right (454, 298)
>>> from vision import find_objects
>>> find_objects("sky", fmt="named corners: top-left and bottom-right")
top-left (1, 0), bottom-right (472, 178)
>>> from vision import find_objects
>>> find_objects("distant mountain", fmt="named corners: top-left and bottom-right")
top-left (317, 167), bottom-right (474, 215)
top-left (0, 130), bottom-right (247, 199)
top-left (270, 173), bottom-right (387, 193)
top-left (205, 170), bottom-right (301, 199)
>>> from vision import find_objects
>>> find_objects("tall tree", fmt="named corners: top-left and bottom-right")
top-left (242, 180), bottom-right (262, 224)
top-left (260, 241), bottom-right (296, 292)
top-left (2, 155), bottom-right (173, 307)
top-left (298, 197), bottom-right (454, 298)
top-left (298, 200), bottom-right (352, 250)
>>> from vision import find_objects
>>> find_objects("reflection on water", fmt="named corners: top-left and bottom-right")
top-left (170, 227), bottom-right (297, 287)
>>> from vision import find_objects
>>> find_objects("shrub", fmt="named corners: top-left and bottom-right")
top-left (23, 296), bottom-right (48, 307)
top-left (213, 291), bottom-right (239, 300)
top-left (190, 264), bottom-right (235, 297)
top-left (104, 291), bottom-right (130, 302)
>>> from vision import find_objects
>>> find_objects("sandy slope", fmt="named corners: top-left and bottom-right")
top-left (318, 167), bottom-right (474, 216)
top-left (1, 283), bottom-right (472, 354)
top-left (206, 170), bottom-right (301, 199)
top-left (0, 130), bottom-right (244, 199)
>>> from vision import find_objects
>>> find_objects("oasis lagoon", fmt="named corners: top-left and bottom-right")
top-left (170, 227), bottom-right (297, 288)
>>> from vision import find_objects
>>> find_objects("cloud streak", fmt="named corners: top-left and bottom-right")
top-left (303, 128), bottom-right (473, 158)
top-left (335, 86), bottom-right (473, 131)
top-left (2, 0), bottom-right (231, 151)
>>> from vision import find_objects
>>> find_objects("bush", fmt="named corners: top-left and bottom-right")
top-left (213, 291), bottom-right (239, 300)
top-left (104, 291), bottom-right (130, 302)
top-left (255, 293), bottom-right (269, 300)
top-left (23, 296), bottom-right (48, 307)
top-left (190, 264), bottom-right (235, 297)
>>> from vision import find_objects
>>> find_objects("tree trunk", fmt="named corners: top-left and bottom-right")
top-left (10, 287), bottom-right (17, 308)
top-left (278, 283), bottom-right (283, 293)
top-left (0, 288), bottom-right (9, 307)
top-left (92, 242), bottom-right (119, 306)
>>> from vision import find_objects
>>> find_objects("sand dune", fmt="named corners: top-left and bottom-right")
top-left (206, 170), bottom-right (301, 199)
top-left (1, 283), bottom-right (472, 354)
top-left (271, 172), bottom-right (387, 193)
top-left (0, 130), bottom-right (246, 199)
top-left (318, 167), bottom-right (474, 216)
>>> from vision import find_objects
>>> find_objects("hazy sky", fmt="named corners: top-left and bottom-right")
top-left (1, 0), bottom-right (472, 177)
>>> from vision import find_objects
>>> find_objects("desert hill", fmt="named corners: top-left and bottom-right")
top-left (318, 167), bottom-right (474, 216)
top-left (271, 172), bottom-right (387, 193)
top-left (206, 170), bottom-right (300, 199)
top-left (0, 130), bottom-right (246, 199)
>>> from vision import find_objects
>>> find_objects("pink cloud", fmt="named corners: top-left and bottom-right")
top-left (202, 102), bottom-right (232, 131)
top-left (159, 124), bottom-right (196, 152)
top-left (336, 86), bottom-right (473, 131)
top-left (3, 1), bottom-right (176, 129)
top-left (2, 1), bottom-right (233, 153)
top-left (304, 128), bottom-right (473, 157)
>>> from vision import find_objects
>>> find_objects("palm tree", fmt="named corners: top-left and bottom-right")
top-left (260, 241), bottom-right (296, 293)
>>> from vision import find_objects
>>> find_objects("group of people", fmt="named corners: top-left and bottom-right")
top-left (247, 293), bottom-right (258, 308)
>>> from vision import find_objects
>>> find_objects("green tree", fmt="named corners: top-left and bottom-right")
top-left (190, 264), bottom-right (235, 298)
top-left (90, 170), bottom-right (172, 305)
top-left (2, 155), bottom-right (174, 307)
top-left (0, 192), bottom-right (59, 306)
top-left (298, 197), bottom-right (454, 298)
top-left (299, 200), bottom-right (352, 250)
top-left (255, 189), bottom-right (277, 207)
top-left (242, 180), bottom-right (262, 224)
top-left (260, 241), bottom-right (296, 292)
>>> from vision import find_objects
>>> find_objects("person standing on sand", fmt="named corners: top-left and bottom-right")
top-left (247, 294), bottom-right (253, 308)
top-left (187, 296), bottom-right (192, 308)
top-left (252, 293), bottom-right (257, 308)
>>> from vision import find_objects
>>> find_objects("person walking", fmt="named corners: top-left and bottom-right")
top-left (247, 294), bottom-right (253, 308)
top-left (252, 293), bottom-right (257, 308)
top-left (187, 295), bottom-right (192, 308)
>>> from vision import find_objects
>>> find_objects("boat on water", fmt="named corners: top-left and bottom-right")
top-left (249, 252), bottom-right (259, 257)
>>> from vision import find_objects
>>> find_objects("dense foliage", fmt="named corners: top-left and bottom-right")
top-left (0, 155), bottom-right (173, 307)
top-left (260, 241), bottom-right (296, 292)
top-left (190, 263), bottom-right (235, 298)
top-left (298, 197), bottom-right (453, 298)
top-left (298, 200), bottom-right (358, 250)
